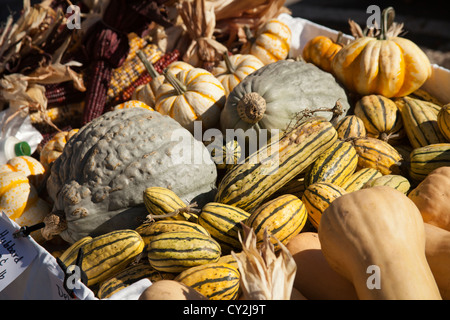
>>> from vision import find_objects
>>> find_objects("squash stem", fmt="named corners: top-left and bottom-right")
top-left (137, 50), bottom-right (160, 79)
top-left (223, 52), bottom-right (236, 74)
top-left (380, 7), bottom-right (395, 40)
top-left (164, 70), bottom-right (187, 95)
top-left (243, 25), bottom-right (256, 44)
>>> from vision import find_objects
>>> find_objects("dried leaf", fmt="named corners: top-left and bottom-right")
top-left (232, 224), bottom-right (297, 300)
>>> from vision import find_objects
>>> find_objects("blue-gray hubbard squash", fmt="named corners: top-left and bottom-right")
top-left (43, 108), bottom-right (217, 243)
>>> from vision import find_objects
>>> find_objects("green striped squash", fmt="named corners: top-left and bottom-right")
top-left (198, 202), bottom-right (250, 254)
top-left (354, 94), bottom-right (404, 143)
top-left (409, 143), bottom-right (450, 181)
top-left (143, 186), bottom-right (196, 221)
top-left (363, 174), bottom-right (411, 194)
top-left (58, 236), bottom-right (93, 267)
top-left (136, 220), bottom-right (210, 246)
top-left (217, 253), bottom-right (240, 270)
top-left (334, 115), bottom-right (366, 140)
top-left (437, 104), bottom-right (450, 142)
top-left (175, 262), bottom-right (240, 300)
top-left (245, 194), bottom-right (307, 250)
top-left (351, 136), bottom-right (403, 175)
top-left (147, 231), bottom-right (221, 273)
top-left (395, 96), bottom-right (447, 149)
top-left (304, 140), bottom-right (358, 188)
top-left (340, 167), bottom-right (382, 192)
top-left (215, 117), bottom-right (338, 212)
top-left (97, 260), bottom-right (176, 299)
top-left (80, 230), bottom-right (145, 286)
top-left (302, 182), bottom-right (346, 229)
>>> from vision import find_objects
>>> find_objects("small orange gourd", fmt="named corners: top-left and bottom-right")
top-left (302, 32), bottom-right (344, 73)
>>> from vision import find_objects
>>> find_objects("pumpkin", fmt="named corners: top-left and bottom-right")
top-left (39, 129), bottom-right (79, 171)
top-left (0, 171), bottom-right (51, 242)
top-left (286, 232), bottom-right (358, 300)
top-left (211, 53), bottom-right (264, 96)
top-left (132, 60), bottom-right (194, 108)
top-left (408, 166), bottom-right (450, 231)
top-left (44, 108), bottom-right (218, 243)
top-left (219, 59), bottom-right (351, 141)
top-left (242, 19), bottom-right (291, 65)
top-left (424, 223), bottom-right (450, 300)
top-left (139, 280), bottom-right (208, 300)
top-left (318, 186), bottom-right (442, 299)
top-left (154, 67), bottom-right (226, 133)
top-left (113, 100), bottom-right (154, 112)
top-left (332, 7), bottom-right (432, 98)
top-left (0, 155), bottom-right (46, 187)
top-left (302, 32), bottom-right (344, 73)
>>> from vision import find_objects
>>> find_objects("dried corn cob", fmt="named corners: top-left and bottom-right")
top-left (107, 44), bottom-right (163, 103)
top-left (44, 82), bottom-right (85, 105)
top-left (113, 49), bottom-right (180, 105)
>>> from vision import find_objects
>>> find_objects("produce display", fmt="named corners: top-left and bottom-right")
top-left (0, 0), bottom-right (449, 301)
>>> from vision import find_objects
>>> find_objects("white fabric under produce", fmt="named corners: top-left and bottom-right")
top-left (2, 14), bottom-right (449, 300)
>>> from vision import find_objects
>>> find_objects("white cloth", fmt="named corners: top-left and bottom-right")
top-left (105, 278), bottom-right (152, 300)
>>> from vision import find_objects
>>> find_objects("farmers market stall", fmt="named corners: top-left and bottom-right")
top-left (0, 0), bottom-right (449, 301)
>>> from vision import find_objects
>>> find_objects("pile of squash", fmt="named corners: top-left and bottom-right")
top-left (1, 3), bottom-right (450, 300)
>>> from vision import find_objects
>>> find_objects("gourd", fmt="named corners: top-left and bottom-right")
top-left (245, 194), bottom-right (307, 250)
top-left (44, 108), bottom-right (217, 243)
top-left (354, 94), bottom-right (404, 143)
top-left (147, 231), bottom-right (221, 273)
top-left (424, 223), bottom-right (450, 300)
top-left (139, 280), bottom-right (208, 300)
top-left (175, 262), bottom-right (241, 300)
top-left (215, 117), bottom-right (338, 212)
top-left (408, 166), bottom-right (450, 231)
top-left (395, 96), bottom-right (446, 149)
top-left (362, 174), bottom-right (410, 194)
top-left (304, 140), bottom-right (358, 188)
top-left (351, 136), bottom-right (403, 175)
top-left (154, 67), bottom-right (226, 134)
top-left (318, 186), bottom-right (442, 299)
top-left (198, 202), bottom-right (250, 254)
top-left (219, 60), bottom-right (351, 139)
top-left (0, 155), bottom-right (46, 187)
top-left (39, 129), bottom-right (79, 171)
top-left (286, 232), bottom-right (358, 300)
top-left (0, 171), bottom-right (50, 243)
top-left (340, 167), bottom-right (382, 192)
top-left (211, 53), bottom-right (264, 96)
top-left (332, 7), bottom-right (432, 98)
top-left (437, 104), bottom-right (450, 142)
top-left (242, 19), bottom-right (291, 65)
top-left (334, 115), bottom-right (366, 140)
top-left (112, 100), bottom-right (154, 112)
top-left (408, 144), bottom-right (450, 182)
top-left (302, 33), bottom-right (344, 73)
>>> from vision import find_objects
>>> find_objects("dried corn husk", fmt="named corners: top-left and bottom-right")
top-left (179, 0), bottom-right (228, 69)
top-left (231, 224), bottom-right (297, 300)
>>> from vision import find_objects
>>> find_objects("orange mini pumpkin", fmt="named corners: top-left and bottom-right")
top-left (332, 7), bottom-right (432, 98)
top-left (302, 33), bottom-right (344, 73)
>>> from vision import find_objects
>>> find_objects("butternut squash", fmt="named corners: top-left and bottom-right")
top-left (286, 232), bottom-right (358, 300)
top-left (318, 186), bottom-right (442, 300)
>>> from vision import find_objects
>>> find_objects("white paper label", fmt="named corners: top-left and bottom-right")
top-left (0, 212), bottom-right (38, 292)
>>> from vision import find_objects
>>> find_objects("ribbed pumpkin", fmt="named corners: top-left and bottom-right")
top-left (332, 7), bottom-right (432, 98)
top-left (242, 19), bottom-right (291, 65)
top-left (211, 53), bottom-right (264, 96)
top-left (0, 171), bottom-right (50, 242)
top-left (354, 94), bottom-right (404, 143)
top-left (0, 155), bottom-right (46, 187)
top-left (302, 33), bottom-right (344, 73)
top-left (113, 100), bottom-right (154, 112)
top-left (155, 67), bottom-right (226, 133)
top-left (39, 129), bottom-right (79, 171)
